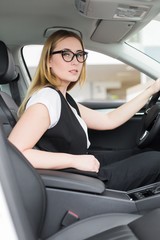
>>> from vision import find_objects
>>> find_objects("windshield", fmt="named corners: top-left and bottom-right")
top-left (127, 14), bottom-right (160, 63)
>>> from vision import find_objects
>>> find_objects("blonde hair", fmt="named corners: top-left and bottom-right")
top-left (18, 29), bottom-right (87, 116)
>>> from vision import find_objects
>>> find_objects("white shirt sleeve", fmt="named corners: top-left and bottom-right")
top-left (26, 88), bottom-right (61, 129)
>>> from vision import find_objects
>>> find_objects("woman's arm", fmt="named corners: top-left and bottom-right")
top-left (78, 78), bottom-right (160, 130)
top-left (8, 104), bottom-right (100, 172)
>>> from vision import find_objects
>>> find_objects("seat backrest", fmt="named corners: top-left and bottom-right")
top-left (0, 123), bottom-right (46, 240)
top-left (0, 41), bottom-right (19, 135)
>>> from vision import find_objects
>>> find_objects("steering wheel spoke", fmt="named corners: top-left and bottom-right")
top-left (137, 91), bottom-right (160, 148)
top-left (139, 130), bottom-right (149, 141)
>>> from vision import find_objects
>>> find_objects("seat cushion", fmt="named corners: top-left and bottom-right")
top-left (86, 225), bottom-right (138, 240)
top-left (129, 208), bottom-right (160, 240)
top-left (47, 213), bottom-right (140, 240)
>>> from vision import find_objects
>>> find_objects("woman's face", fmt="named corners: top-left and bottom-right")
top-left (49, 37), bottom-right (84, 89)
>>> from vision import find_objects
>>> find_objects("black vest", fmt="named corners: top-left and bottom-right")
top-left (36, 90), bottom-right (88, 154)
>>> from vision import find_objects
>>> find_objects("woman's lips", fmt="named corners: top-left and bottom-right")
top-left (69, 69), bottom-right (78, 74)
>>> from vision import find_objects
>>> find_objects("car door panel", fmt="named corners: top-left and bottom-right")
top-left (82, 101), bottom-right (144, 161)
top-left (89, 117), bottom-right (141, 150)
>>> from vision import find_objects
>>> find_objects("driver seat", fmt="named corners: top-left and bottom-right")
top-left (0, 40), bottom-right (19, 136)
top-left (1, 123), bottom-right (160, 240)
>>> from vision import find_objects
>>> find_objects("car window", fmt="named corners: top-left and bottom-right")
top-left (127, 16), bottom-right (160, 63)
top-left (23, 46), bottom-right (152, 102)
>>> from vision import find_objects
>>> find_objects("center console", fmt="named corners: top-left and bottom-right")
top-left (128, 182), bottom-right (160, 201)
top-left (126, 181), bottom-right (160, 213)
top-left (39, 169), bottom-right (160, 237)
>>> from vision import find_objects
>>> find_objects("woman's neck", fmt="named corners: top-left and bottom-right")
top-left (58, 87), bottom-right (67, 98)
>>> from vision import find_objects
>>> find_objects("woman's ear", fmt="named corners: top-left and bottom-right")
top-left (48, 58), bottom-right (53, 68)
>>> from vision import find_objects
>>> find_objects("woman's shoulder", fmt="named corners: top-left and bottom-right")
top-left (26, 87), bottom-right (61, 128)
top-left (36, 87), bottom-right (59, 97)
top-left (30, 87), bottom-right (60, 102)
top-left (27, 87), bottom-right (61, 108)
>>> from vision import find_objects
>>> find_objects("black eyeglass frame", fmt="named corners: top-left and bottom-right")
top-left (50, 50), bottom-right (88, 63)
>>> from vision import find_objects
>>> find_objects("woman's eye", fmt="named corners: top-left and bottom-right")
top-left (63, 51), bottom-right (71, 57)
top-left (77, 52), bottom-right (83, 57)
top-left (78, 52), bottom-right (85, 59)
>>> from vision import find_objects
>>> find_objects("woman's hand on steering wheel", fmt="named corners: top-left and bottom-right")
top-left (137, 78), bottom-right (160, 148)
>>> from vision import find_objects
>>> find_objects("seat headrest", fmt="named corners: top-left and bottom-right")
top-left (0, 41), bottom-right (18, 84)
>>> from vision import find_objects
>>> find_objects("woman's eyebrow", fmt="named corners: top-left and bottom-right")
top-left (62, 48), bottom-right (70, 51)
top-left (62, 48), bottom-right (83, 52)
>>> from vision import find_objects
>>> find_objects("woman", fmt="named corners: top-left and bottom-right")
top-left (8, 29), bottom-right (160, 191)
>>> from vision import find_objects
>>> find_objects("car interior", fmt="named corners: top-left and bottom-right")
top-left (1, 0), bottom-right (160, 239)
top-left (1, 117), bottom-right (160, 239)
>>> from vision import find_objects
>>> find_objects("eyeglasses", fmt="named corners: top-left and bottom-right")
top-left (50, 50), bottom-right (88, 63)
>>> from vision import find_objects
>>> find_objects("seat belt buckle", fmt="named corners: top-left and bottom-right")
top-left (61, 210), bottom-right (79, 228)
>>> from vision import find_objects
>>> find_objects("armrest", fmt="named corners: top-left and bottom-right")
top-left (38, 169), bottom-right (105, 194)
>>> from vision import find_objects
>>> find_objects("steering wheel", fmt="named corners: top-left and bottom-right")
top-left (137, 91), bottom-right (160, 148)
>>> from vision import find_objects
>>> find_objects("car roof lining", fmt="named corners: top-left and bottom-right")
top-left (1, 0), bottom-right (160, 46)
top-left (2, 0), bottom-right (160, 80)
top-left (75, 0), bottom-right (160, 43)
